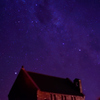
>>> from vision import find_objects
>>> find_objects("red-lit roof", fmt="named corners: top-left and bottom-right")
top-left (8, 67), bottom-right (84, 97)
top-left (27, 69), bottom-right (84, 96)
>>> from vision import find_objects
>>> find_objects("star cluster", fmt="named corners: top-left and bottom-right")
top-left (0, 0), bottom-right (100, 100)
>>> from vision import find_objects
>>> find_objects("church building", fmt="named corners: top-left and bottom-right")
top-left (8, 66), bottom-right (85, 100)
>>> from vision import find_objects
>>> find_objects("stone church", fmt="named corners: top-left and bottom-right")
top-left (8, 66), bottom-right (85, 100)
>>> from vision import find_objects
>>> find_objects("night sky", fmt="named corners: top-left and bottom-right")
top-left (0, 0), bottom-right (100, 100)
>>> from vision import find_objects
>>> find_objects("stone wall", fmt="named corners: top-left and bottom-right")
top-left (37, 90), bottom-right (85, 100)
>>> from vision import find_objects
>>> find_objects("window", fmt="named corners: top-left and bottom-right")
top-left (61, 95), bottom-right (67, 100)
top-left (50, 94), bottom-right (52, 100)
top-left (54, 95), bottom-right (56, 100)
top-left (64, 96), bottom-right (66, 100)
top-left (71, 97), bottom-right (73, 100)
top-left (50, 94), bottom-right (56, 100)
top-left (61, 96), bottom-right (63, 100)
top-left (74, 97), bottom-right (76, 100)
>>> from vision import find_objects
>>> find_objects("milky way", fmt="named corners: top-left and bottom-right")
top-left (0, 0), bottom-right (100, 100)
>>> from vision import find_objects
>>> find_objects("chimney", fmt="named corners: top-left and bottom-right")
top-left (74, 78), bottom-right (82, 93)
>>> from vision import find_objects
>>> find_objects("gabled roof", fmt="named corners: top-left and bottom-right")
top-left (8, 67), bottom-right (84, 97)
top-left (26, 68), bottom-right (84, 96)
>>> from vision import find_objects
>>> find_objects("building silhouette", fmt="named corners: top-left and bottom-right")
top-left (8, 66), bottom-right (85, 100)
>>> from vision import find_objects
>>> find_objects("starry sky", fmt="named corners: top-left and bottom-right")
top-left (0, 0), bottom-right (100, 100)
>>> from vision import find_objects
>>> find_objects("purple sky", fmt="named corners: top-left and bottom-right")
top-left (0, 0), bottom-right (100, 100)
